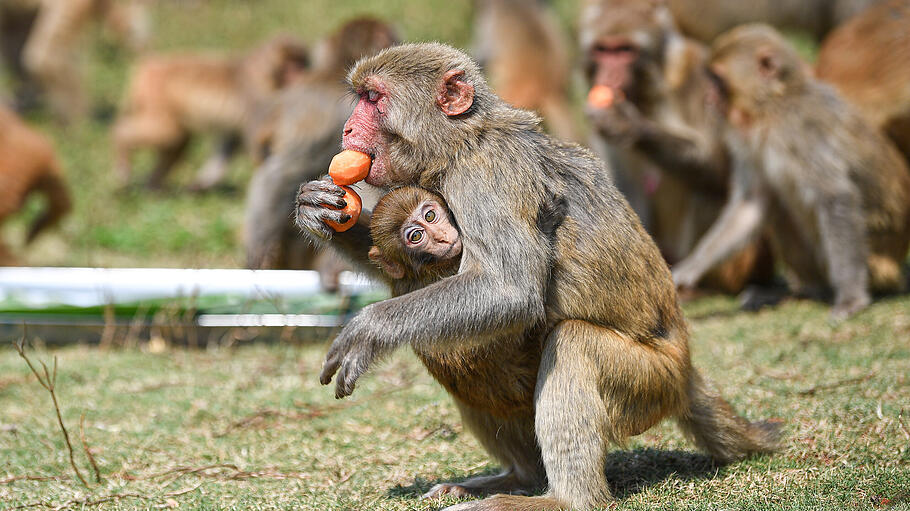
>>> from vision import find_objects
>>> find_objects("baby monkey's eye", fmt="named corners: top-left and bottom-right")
top-left (407, 229), bottom-right (424, 244)
top-left (367, 90), bottom-right (380, 102)
top-left (424, 209), bottom-right (437, 222)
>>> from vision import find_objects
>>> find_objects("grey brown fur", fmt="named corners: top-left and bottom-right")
top-left (295, 42), bottom-right (781, 510)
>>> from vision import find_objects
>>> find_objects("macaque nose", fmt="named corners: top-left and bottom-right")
top-left (343, 126), bottom-right (353, 136)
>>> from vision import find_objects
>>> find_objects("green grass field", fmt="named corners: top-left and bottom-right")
top-left (1, 296), bottom-right (908, 510)
top-left (1, 1), bottom-right (909, 510)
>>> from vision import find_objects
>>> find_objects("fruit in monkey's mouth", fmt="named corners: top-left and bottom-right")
top-left (329, 150), bottom-right (372, 185)
top-left (587, 85), bottom-right (616, 108)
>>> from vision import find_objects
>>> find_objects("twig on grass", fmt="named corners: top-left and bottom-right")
top-left (11, 483), bottom-right (203, 511)
top-left (79, 414), bottom-right (102, 483)
top-left (796, 373), bottom-right (875, 396)
top-left (0, 475), bottom-right (68, 484)
top-left (898, 409), bottom-right (910, 441)
top-left (15, 337), bottom-right (90, 487)
top-left (215, 378), bottom-right (414, 437)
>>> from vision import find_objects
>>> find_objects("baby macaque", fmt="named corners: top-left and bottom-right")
top-left (368, 187), bottom-right (462, 294)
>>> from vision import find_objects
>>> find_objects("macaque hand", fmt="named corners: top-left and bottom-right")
top-left (318, 311), bottom-right (384, 398)
top-left (586, 100), bottom-right (646, 146)
top-left (672, 261), bottom-right (701, 290)
top-left (294, 176), bottom-right (350, 241)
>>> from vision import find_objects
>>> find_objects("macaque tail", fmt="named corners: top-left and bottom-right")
top-left (676, 370), bottom-right (783, 464)
top-left (25, 165), bottom-right (71, 244)
top-left (443, 495), bottom-right (567, 511)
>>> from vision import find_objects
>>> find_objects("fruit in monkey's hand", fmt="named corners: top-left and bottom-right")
top-left (328, 150), bottom-right (372, 185)
top-left (325, 185), bottom-right (362, 232)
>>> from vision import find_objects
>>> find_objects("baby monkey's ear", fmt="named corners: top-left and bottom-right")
top-left (368, 246), bottom-right (406, 280)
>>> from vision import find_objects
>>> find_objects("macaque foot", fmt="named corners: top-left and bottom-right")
top-left (738, 285), bottom-right (786, 312)
top-left (422, 472), bottom-right (537, 500)
top-left (830, 293), bottom-right (871, 321)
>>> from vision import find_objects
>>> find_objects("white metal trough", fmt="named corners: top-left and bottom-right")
top-left (0, 267), bottom-right (380, 308)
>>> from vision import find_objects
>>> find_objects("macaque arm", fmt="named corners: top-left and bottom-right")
top-left (361, 172), bottom-right (547, 347)
top-left (816, 192), bottom-right (869, 307)
top-left (634, 119), bottom-right (728, 195)
top-left (673, 181), bottom-right (766, 287)
top-left (321, 168), bottom-right (549, 397)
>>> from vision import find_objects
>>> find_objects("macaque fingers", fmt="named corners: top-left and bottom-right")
top-left (324, 186), bottom-right (362, 232)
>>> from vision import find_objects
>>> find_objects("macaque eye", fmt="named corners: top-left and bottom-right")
top-left (424, 209), bottom-right (437, 222)
top-left (407, 228), bottom-right (424, 244)
top-left (367, 90), bottom-right (380, 103)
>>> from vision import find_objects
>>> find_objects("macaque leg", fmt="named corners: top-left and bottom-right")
top-left (146, 135), bottom-right (190, 190)
top-left (867, 252), bottom-right (906, 294)
top-left (189, 133), bottom-right (242, 192)
top-left (425, 405), bottom-right (544, 499)
top-left (22, 0), bottom-right (94, 122)
top-left (0, 4), bottom-right (39, 109)
top-left (0, 242), bottom-right (16, 266)
top-left (769, 217), bottom-right (827, 301)
top-left (112, 114), bottom-right (184, 188)
top-left (535, 320), bottom-right (689, 508)
top-left (817, 199), bottom-right (871, 317)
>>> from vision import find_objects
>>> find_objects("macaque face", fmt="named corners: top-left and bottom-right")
top-left (581, 0), bottom-right (667, 100)
top-left (709, 25), bottom-right (807, 122)
top-left (341, 78), bottom-right (390, 186)
top-left (400, 199), bottom-right (462, 261)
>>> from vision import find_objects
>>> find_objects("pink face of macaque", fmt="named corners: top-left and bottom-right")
top-left (341, 78), bottom-right (388, 186)
top-left (400, 198), bottom-right (462, 262)
top-left (341, 70), bottom-right (474, 187)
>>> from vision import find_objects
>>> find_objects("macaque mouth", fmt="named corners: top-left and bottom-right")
top-left (590, 39), bottom-right (639, 92)
top-left (705, 68), bottom-right (730, 111)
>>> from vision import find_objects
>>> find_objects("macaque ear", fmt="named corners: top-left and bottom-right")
top-left (368, 246), bottom-right (406, 279)
top-left (437, 69), bottom-right (475, 116)
top-left (756, 49), bottom-right (780, 78)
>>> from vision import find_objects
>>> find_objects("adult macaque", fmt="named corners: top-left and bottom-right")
top-left (243, 18), bottom-right (398, 284)
top-left (667, 0), bottom-right (884, 43)
top-left (816, 0), bottom-right (910, 163)
top-left (0, 0), bottom-right (150, 121)
top-left (112, 34), bottom-right (309, 191)
top-left (581, 0), bottom-right (772, 293)
top-left (673, 25), bottom-right (910, 318)
top-left (472, 0), bottom-right (581, 142)
top-left (295, 42), bottom-right (780, 510)
top-left (0, 104), bottom-right (71, 264)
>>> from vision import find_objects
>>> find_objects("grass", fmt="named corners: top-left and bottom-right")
top-left (1, 295), bottom-right (908, 510)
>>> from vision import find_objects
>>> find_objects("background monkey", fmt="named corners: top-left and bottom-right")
top-left (673, 24), bottom-right (910, 318)
top-left (0, 0), bottom-right (150, 121)
top-left (296, 42), bottom-right (780, 510)
top-left (580, 0), bottom-right (773, 294)
top-left (242, 17), bottom-right (398, 291)
top-left (0, 104), bottom-right (71, 265)
top-left (472, 0), bottom-right (581, 142)
top-left (816, 0), bottom-right (910, 164)
top-left (667, 0), bottom-right (884, 43)
top-left (112, 34), bottom-right (309, 191)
